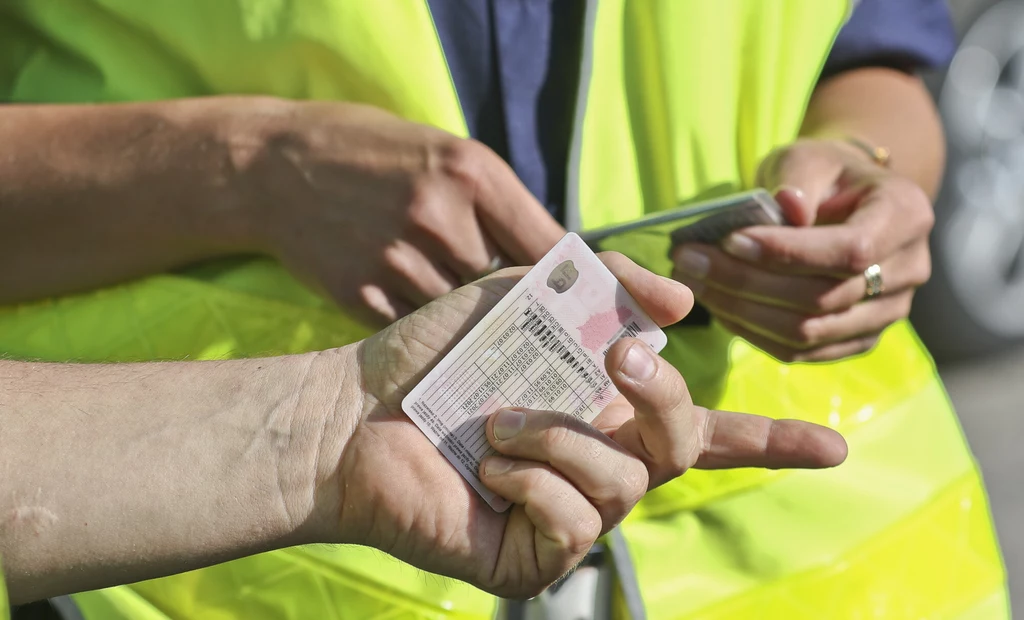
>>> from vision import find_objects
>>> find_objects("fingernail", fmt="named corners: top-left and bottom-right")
top-left (484, 457), bottom-right (515, 476)
top-left (619, 342), bottom-right (657, 381)
top-left (493, 408), bottom-right (526, 440)
top-left (684, 279), bottom-right (705, 296)
top-left (662, 273), bottom-right (699, 297)
top-left (774, 184), bottom-right (805, 203)
top-left (723, 233), bottom-right (761, 261)
top-left (675, 248), bottom-right (710, 279)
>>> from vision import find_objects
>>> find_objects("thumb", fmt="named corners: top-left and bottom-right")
top-left (604, 338), bottom-right (700, 488)
top-left (757, 142), bottom-right (845, 227)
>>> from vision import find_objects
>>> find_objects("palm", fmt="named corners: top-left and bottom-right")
top-left (340, 269), bottom-right (555, 596)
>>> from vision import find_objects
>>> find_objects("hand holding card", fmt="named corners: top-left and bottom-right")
top-left (402, 233), bottom-right (667, 510)
top-left (336, 241), bottom-right (846, 598)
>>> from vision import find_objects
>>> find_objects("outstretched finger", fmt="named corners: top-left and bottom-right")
top-left (605, 338), bottom-right (847, 487)
top-left (689, 408), bottom-right (848, 470)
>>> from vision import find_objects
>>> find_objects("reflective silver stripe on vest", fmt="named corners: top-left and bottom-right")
top-left (847, 0), bottom-right (861, 21)
top-left (501, 526), bottom-right (646, 620)
top-left (50, 597), bottom-right (85, 620)
top-left (608, 527), bottom-right (646, 620)
top-left (564, 0), bottom-right (599, 233)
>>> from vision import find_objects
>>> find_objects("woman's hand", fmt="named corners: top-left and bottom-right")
top-left (235, 100), bottom-right (565, 325)
top-left (323, 252), bottom-right (847, 599)
top-left (673, 138), bottom-right (934, 362)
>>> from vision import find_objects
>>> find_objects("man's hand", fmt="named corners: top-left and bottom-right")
top-left (672, 138), bottom-right (934, 362)
top-left (328, 252), bottom-right (847, 599)
top-left (236, 100), bottom-right (565, 325)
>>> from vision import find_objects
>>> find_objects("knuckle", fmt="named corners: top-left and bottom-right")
top-left (438, 138), bottom-right (489, 188)
top-left (517, 466), bottom-right (551, 499)
top-left (652, 448), bottom-right (693, 481)
top-left (539, 502), bottom-right (601, 558)
top-left (777, 349), bottom-right (800, 363)
top-left (453, 247), bottom-right (490, 275)
top-left (844, 233), bottom-right (876, 274)
top-left (405, 182), bottom-right (445, 228)
top-left (380, 242), bottom-right (407, 273)
top-left (896, 293), bottom-right (914, 320)
top-left (765, 340), bottom-right (801, 362)
top-left (771, 144), bottom-right (808, 174)
top-left (916, 197), bottom-right (936, 234)
top-left (570, 512), bottom-right (603, 551)
top-left (657, 368), bottom-right (693, 422)
top-left (857, 334), bottom-right (881, 355)
top-left (808, 283), bottom-right (845, 313)
top-left (719, 260), bottom-right (753, 292)
top-left (760, 237), bottom-right (799, 267)
top-left (670, 442), bottom-right (699, 475)
top-left (358, 285), bottom-right (397, 323)
top-left (794, 316), bottom-right (823, 347)
top-left (887, 177), bottom-right (935, 235)
top-left (921, 205), bottom-right (936, 235)
top-left (539, 422), bottom-right (574, 454)
top-left (919, 254), bottom-right (933, 286)
top-left (617, 464), bottom-right (649, 508)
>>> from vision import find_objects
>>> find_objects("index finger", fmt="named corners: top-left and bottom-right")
top-left (692, 409), bottom-right (848, 470)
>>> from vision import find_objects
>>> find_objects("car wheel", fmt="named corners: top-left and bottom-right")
top-left (911, 0), bottom-right (1024, 362)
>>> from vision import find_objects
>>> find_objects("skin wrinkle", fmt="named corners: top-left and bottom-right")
top-left (2, 488), bottom-right (58, 538)
top-left (696, 406), bottom-right (717, 468)
top-left (264, 354), bottom-right (317, 533)
top-left (308, 351), bottom-right (353, 541)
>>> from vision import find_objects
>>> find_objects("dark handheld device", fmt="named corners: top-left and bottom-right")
top-left (580, 189), bottom-right (786, 277)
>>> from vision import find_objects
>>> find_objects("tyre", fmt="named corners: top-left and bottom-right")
top-left (911, 0), bottom-right (1024, 362)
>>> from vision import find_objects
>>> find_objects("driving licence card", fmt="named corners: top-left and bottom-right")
top-left (402, 233), bottom-right (667, 511)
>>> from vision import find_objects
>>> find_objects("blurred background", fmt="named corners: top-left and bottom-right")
top-left (913, 0), bottom-right (1024, 607)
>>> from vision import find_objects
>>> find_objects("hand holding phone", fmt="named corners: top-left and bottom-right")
top-left (581, 189), bottom-right (787, 278)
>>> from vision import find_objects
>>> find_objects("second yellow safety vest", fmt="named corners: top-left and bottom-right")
top-left (0, 1), bottom-right (1008, 618)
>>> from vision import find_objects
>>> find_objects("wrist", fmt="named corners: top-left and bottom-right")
top-left (286, 343), bottom-right (367, 545)
top-left (802, 132), bottom-right (890, 169)
top-left (175, 96), bottom-right (299, 254)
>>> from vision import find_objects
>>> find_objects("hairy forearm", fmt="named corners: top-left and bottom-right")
top-left (0, 98), bottom-right (280, 304)
top-left (0, 347), bottom-right (358, 604)
top-left (802, 67), bottom-right (946, 198)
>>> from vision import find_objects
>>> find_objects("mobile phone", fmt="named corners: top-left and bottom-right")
top-left (580, 189), bottom-right (786, 277)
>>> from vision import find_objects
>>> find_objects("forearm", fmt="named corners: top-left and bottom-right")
top-left (0, 347), bottom-right (359, 603)
top-left (0, 98), bottom-right (283, 303)
top-left (801, 67), bottom-right (946, 198)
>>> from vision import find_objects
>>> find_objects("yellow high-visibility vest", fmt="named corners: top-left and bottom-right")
top-left (0, 1), bottom-right (1008, 617)
top-left (1, 558), bottom-right (8, 620)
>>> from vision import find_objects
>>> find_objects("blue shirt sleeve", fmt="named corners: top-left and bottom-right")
top-left (824, 0), bottom-right (958, 77)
